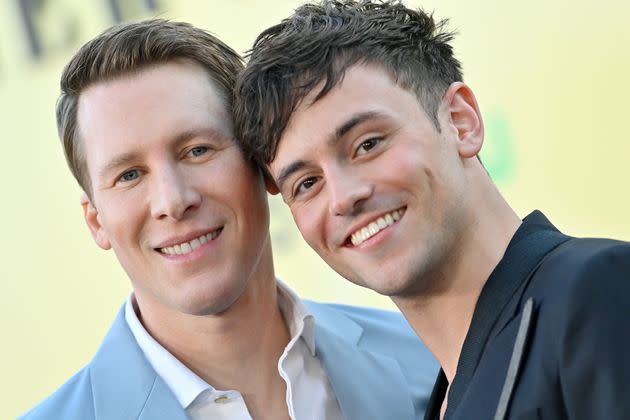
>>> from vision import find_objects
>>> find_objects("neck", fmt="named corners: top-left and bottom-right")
top-left (393, 169), bottom-right (521, 383)
top-left (135, 243), bottom-right (291, 417)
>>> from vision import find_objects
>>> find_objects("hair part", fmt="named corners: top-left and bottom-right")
top-left (57, 19), bottom-right (244, 196)
top-left (235, 0), bottom-right (463, 167)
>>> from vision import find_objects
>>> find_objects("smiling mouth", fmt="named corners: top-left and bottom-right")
top-left (348, 207), bottom-right (406, 247)
top-left (158, 228), bottom-right (223, 256)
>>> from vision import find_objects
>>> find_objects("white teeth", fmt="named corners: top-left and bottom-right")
top-left (368, 222), bottom-right (379, 235)
top-left (159, 229), bottom-right (221, 256)
top-left (360, 227), bottom-right (369, 241)
top-left (350, 208), bottom-right (406, 246)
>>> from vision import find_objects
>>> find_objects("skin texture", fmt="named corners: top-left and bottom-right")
top-left (78, 60), bottom-right (290, 420)
top-left (269, 64), bottom-right (521, 384)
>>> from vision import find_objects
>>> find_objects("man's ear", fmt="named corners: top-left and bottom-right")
top-left (441, 82), bottom-right (484, 158)
top-left (263, 169), bottom-right (280, 195)
top-left (80, 192), bottom-right (111, 250)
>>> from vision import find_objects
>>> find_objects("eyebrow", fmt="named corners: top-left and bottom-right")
top-left (98, 152), bottom-right (140, 180)
top-left (98, 127), bottom-right (231, 180)
top-left (276, 160), bottom-right (308, 193)
top-left (333, 110), bottom-right (386, 143)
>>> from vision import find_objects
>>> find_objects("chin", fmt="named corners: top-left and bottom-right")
top-left (358, 270), bottom-right (421, 297)
top-left (368, 281), bottom-right (412, 297)
top-left (178, 283), bottom-right (245, 316)
top-left (180, 297), bottom-right (236, 316)
top-left (345, 272), bottom-right (398, 296)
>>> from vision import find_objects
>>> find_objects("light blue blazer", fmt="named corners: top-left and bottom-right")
top-left (22, 302), bottom-right (438, 419)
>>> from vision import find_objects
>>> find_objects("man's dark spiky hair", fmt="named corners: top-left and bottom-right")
top-left (234, 0), bottom-right (462, 166)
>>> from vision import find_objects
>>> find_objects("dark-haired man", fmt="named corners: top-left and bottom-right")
top-left (22, 18), bottom-right (437, 420)
top-left (235, 1), bottom-right (630, 419)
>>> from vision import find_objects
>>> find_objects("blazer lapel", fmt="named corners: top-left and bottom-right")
top-left (309, 305), bottom-right (417, 420)
top-left (493, 298), bottom-right (535, 420)
top-left (89, 307), bottom-right (188, 420)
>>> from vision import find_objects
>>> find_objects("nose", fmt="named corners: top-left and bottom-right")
top-left (328, 166), bottom-right (373, 216)
top-left (150, 166), bottom-right (201, 220)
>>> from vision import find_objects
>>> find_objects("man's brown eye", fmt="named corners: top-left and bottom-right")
top-left (361, 140), bottom-right (376, 150)
top-left (357, 137), bottom-right (382, 155)
top-left (296, 177), bottom-right (317, 196)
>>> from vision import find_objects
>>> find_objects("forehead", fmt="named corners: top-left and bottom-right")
top-left (291, 66), bottom-right (422, 131)
top-left (77, 60), bottom-right (233, 171)
top-left (274, 65), bottom-right (425, 157)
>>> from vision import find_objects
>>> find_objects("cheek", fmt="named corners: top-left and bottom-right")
top-left (379, 149), bottom-right (433, 197)
top-left (211, 162), bottom-right (270, 236)
top-left (233, 172), bottom-right (268, 216)
top-left (387, 146), bottom-right (424, 176)
top-left (97, 198), bottom-right (143, 241)
top-left (291, 203), bottom-right (325, 251)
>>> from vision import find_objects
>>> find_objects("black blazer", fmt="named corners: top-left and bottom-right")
top-left (426, 212), bottom-right (630, 419)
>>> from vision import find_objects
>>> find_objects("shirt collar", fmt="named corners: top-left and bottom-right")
top-left (276, 279), bottom-right (316, 356)
top-left (125, 295), bottom-right (210, 409)
top-left (124, 279), bottom-right (316, 409)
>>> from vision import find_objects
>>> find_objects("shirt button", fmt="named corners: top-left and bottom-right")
top-left (214, 395), bottom-right (230, 404)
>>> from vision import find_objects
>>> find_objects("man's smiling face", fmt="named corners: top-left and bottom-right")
top-left (79, 60), bottom-right (272, 316)
top-left (269, 64), bottom-right (472, 297)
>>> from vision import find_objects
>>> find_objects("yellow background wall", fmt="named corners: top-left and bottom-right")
top-left (1, 0), bottom-right (628, 417)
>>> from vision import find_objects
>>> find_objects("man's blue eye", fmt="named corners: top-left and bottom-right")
top-left (190, 146), bottom-right (208, 157)
top-left (120, 170), bottom-right (139, 182)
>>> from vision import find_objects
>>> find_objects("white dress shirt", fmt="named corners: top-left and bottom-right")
top-left (125, 280), bottom-right (343, 420)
